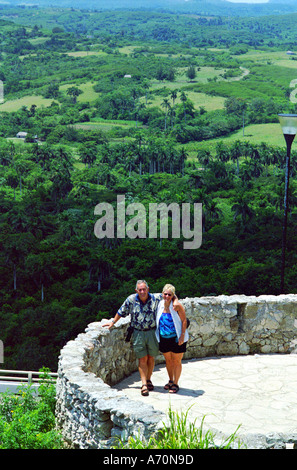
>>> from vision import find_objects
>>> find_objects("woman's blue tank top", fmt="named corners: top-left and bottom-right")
top-left (159, 311), bottom-right (176, 338)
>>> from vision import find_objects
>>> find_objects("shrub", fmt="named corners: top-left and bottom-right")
top-left (117, 406), bottom-right (243, 449)
top-left (0, 368), bottom-right (64, 449)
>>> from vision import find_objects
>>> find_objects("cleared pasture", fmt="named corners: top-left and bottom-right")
top-left (59, 81), bottom-right (100, 103)
top-left (0, 95), bottom-right (54, 112)
top-left (66, 50), bottom-right (108, 58)
top-left (144, 90), bottom-right (225, 112)
top-left (182, 123), bottom-right (287, 159)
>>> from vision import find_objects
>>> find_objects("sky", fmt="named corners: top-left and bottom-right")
top-left (226, 0), bottom-right (269, 3)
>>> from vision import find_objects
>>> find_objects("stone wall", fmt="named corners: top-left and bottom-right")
top-left (182, 294), bottom-right (297, 358)
top-left (55, 294), bottom-right (297, 448)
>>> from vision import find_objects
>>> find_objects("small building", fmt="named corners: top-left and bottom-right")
top-left (16, 131), bottom-right (28, 139)
top-left (16, 132), bottom-right (38, 142)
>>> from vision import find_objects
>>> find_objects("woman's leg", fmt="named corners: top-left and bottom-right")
top-left (162, 351), bottom-right (174, 383)
top-left (171, 352), bottom-right (184, 386)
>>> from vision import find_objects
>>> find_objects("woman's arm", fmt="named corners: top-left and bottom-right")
top-left (175, 302), bottom-right (187, 345)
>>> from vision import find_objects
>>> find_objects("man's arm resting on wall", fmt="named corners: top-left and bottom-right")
top-left (102, 313), bottom-right (121, 330)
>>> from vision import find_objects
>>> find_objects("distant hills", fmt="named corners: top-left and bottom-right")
top-left (2, 0), bottom-right (297, 16)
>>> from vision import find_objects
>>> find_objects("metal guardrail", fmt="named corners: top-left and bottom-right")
top-left (0, 369), bottom-right (58, 384)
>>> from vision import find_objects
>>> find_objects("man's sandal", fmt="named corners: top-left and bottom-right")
top-left (147, 380), bottom-right (154, 391)
top-left (164, 380), bottom-right (174, 390)
top-left (141, 384), bottom-right (149, 396)
top-left (169, 384), bottom-right (179, 394)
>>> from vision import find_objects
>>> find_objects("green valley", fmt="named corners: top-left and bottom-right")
top-left (1, 4), bottom-right (297, 371)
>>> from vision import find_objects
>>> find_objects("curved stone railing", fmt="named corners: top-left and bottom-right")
top-left (55, 294), bottom-right (297, 448)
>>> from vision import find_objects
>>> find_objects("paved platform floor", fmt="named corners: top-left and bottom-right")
top-left (114, 354), bottom-right (297, 449)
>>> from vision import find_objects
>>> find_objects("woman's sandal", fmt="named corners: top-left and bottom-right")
top-left (169, 383), bottom-right (179, 394)
top-left (147, 380), bottom-right (154, 391)
top-left (164, 380), bottom-right (174, 390)
top-left (141, 384), bottom-right (149, 396)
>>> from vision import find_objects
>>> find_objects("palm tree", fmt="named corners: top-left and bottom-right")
top-left (57, 209), bottom-right (84, 241)
top-left (134, 102), bottom-right (145, 128)
top-left (0, 145), bottom-right (13, 166)
top-left (66, 86), bottom-right (83, 104)
top-left (6, 170), bottom-right (19, 201)
top-left (215, 141), bottom-right (229, 163)
top-left (124, 151), bottom-right (137, 177)
top-left (248, 158), bottom-right (264, 178)
top-left (5, 232), bottom-right (34, 291)
top-left (50, 169), bottom-right (73, 204)
top-left (133, 133), bottom-right (145, 175)
top-left (170, 89), bottom-right (177, 106)
top-left (55, 146), bottom-right (74, 172)
top-left (180, 91), bottom-right (187, 124)
top-left (143, 81), bottom-right (150, 105)
top-left (161, 98), bottom-right (171, 131)
top-left (178, 147), bottom-right (188, 175)
top-left (204, 199), bottom-right (222, 229)
top-left (230, 140), bottom-right (243, 175)
top-left (231, 193), bottom-right (254, 231)
top-left (239, 161), bottom-right (254, 185)
top-left (78, 141), bottom-right (97, 168)
top-left (99, 143), bottom-right (112, 165)
top-left (87, 253), bottom-right (110, 292)
top-left (32, 144), bottom-right (53, 170)
top-left (26, 252), bottom-right (55, 302)
top-left (197, 149), bottom-right (212, 168)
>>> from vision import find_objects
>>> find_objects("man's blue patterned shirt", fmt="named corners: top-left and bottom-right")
top-left (117, 293), bottom-right (162, 330)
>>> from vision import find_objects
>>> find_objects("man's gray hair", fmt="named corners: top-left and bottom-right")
top-left (135, 280), bottom-right (149, 289)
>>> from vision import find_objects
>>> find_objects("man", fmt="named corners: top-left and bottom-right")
top-left (103, 280), bottom-right (178, 396)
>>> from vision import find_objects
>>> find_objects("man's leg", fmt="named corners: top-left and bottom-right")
top-left (134, 330), bottom-right (158, 393)
top-left (147, 355), bottom-right (155, 381)
top-left (138, 355), bottom-right (155, 383)
top-left (146, 329), bottom-right (159, 383)
top-left (138, 355), bottom-right (149, 385)
top-left (138, 355), bottom-right (152, 395)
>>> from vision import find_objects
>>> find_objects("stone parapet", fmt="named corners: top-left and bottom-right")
top-left (183, 294), bottom-right (297, 358)
top-left (55, 295), bottom-right (297, 448)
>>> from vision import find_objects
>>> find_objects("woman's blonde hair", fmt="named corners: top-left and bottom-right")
top-left (162, 284), bottom-right (176, 295)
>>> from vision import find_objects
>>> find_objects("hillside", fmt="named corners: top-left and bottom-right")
top-left (1, 5), bottom-right (297, 371)
top-left (2, 0), bottom-right (297, 16)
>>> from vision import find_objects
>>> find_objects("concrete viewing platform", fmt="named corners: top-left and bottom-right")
top-left (113, 354), bottom-right (297, 449)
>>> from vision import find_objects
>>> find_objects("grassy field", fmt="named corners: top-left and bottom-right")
top-left (73, 118), bottom-right (137, 132)
top-left (146, 66), bottom-right (247, 112)
top-left (0, 80), bottom-right (100, 113)
top-left (150, 66), bottom-right (231, 89)
top-left (145, 89), bottom-right (226, 112)
top-left (66, 50), bottom-right (108, 58)
top-left (0, 47), bottom-right (293, 154)
top-left (235, 49), bottom-right (297, 65)
top-left (59, 81), bottom-right (100, 103)
top-left (182, 123), bottom-right (286, 159)
top-left (0, 95), bottom-right (54, 112)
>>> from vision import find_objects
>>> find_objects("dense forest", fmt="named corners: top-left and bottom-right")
top-left (1, 4), bottom-right (297, 371)
top-left (4, 0), bottom-right (297, 17)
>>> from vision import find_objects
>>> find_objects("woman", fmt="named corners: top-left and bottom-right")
top-left (155, 284), bottom-right (189, 394)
